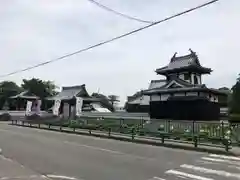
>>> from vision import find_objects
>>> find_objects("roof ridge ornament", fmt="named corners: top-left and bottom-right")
top-left (170, 52), bottom-right (177, 62)
top-left (189, 48), bottom-right (196, 56)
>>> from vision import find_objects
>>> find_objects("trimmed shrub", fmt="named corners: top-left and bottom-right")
top-left (229, 114), bottom-right (240, 123)
top-left (0, 113), bottom-right (11, 121)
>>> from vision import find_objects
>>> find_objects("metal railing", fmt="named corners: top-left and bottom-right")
top-left (11, 116), bottom-right (232, 152)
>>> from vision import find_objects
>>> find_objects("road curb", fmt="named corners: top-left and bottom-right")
top-left (10, 123), bottom-right (240, 156)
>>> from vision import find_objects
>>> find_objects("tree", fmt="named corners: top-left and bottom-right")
top-left (0, 81), bottom-right (22, 109)
top-left (230, 74), bottom-right (240, 114)
top-left (21, 78), bottom-right (58, 98)
top-left (218, 87), bottom-right (231, 107)
top-left (108, 95), bottom-right (120, 107)
top-left (21, 78), bottom-right (58, 110)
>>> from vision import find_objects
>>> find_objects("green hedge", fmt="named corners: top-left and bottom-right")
top-left (229, 114), bottom-right (240, 123)
top-left (0, 113), bottom-right (11, 121)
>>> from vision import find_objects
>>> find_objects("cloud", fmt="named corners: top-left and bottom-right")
top-left (0, 0), bottom-right (239, 104)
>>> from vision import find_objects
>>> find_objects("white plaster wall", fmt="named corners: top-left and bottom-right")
top-left (179, 73), bottom-right (191, 83)
top-left (174, 93), bottom-right (185, 96)
top-left (140, 96), bottom-right (150, 105)
top-left (179, 74), bottom-right (184, 81)
top-left (151, 95), bottom-right (160, 101)
top-left (210, 95), bottom-right (215, 102)
top-left (208, 93), bottom-right (218, 102)
top-left (191, 74), bottom-right (194, 84)
top-left (196, 75), bottom-right (201, 85)
top-left (161, 94), bottom-right (170, 101)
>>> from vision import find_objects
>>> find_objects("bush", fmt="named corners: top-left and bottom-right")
top-left (0, 113), bottom-right (11, 121)
top-left (26, 114), bottom-right (41, 120)
top-left (229, 114), bottom-right (240, 123)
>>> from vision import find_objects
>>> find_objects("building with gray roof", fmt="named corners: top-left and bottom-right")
top-left (143, 49), bottom-right (227, 120)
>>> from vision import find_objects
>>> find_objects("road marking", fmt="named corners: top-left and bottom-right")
top-left (176, 175), bottom-right (189, 179)
top-left (202, 157), bottom-right (240, 165)
top-left (166, 169), bottom-right (213, 180)
top-left (181, 164), bottom-right (240, 178)
top-left (209, 154), bottom-right (240, 161)
top-left (200, 158), bottom-right (240, 170)
top-left (202, 157), bottom-right (226, 163)
top-left (63, 140), bottom-right (123, 154)
top-left (149, 177), bottom-right (166, 180)
top-left (63, 140), bottom-right (155, 161)
top-left (46, 175), bottom-right (79, 179)
top-left (0, 175), bottom-right (44, 180)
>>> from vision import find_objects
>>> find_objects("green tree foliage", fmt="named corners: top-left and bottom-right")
top-left (0, 81), bottom-right (22, 109)
top-left (21, 78), bottom-right (58, 98)
top-left (230, 74), bottom-right (240, 114)
top-left (21, 78), bottom-right (58, 109)
top-left (218, 87), bottom-right (231, 107)
top-left (108, 95), bottom-right (120, 106)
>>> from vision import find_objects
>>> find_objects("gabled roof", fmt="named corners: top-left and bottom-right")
top-left (148, 80), bottom-right (166, 89)
top-left (143, 76), bottom-right (209, 95)
top-left (10, 90), bottom-right (39, 99)
top-left (156, 49), bottom-right (212, 75)
top-left (160, 76), bottom-right (198, 89)
top-left (47, 84), bottom-right (90, 100)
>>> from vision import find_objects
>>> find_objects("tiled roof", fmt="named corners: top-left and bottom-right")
top-left (148, 80), bottom-right (166, 89)
top-left (143, 86), bottom-right (226, 95)
top-left (47, 84), bottom-right (89, 100)
top-left (156, 49), bottom-right (212, 74)
top-left (10, 90), bottom-right (39, 99)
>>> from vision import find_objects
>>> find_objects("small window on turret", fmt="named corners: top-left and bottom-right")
top-left (194, 75), bottom-right (198, 84)
top-left (184, 73), bottom-right (190, 80)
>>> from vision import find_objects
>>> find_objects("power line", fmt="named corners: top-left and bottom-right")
top-left (0, 0), bottom-right (220, 78)
top-left (86, 0), bottom-right (154, 24)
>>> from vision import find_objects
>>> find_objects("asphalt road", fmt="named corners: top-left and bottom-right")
top-left (0, 122), bottom-right (239, 180)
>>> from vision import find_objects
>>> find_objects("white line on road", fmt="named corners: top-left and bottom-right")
top-left (46, 174), bottom-right (80, 180)
top-left (63, 140), bottom-right (155, 161)
top-left (63, 140), bottom-right (123, 154)
top-left (0, 175), bottom-right (44, 180)
top-left (202, 157), bottom-right (240, 166)
top-left (165, 169), bottom-right (213, 180)
top-left (209, 154), bottom-right (240, 161)
top-left (181, 164), bottom-right (240, 178)
top-left (149, 177), bottom-right (166, 180)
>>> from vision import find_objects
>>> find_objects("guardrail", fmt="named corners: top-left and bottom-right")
top-left (80, 112), bottom-right (149, 120)
top-left (11, 117), bottom-right (232, 152)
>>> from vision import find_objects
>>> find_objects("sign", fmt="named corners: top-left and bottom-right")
top-left (63, 103), bottom-right (70, 118)
top-left (36, 100), bottom-right (42, 115)
top-left (26, 101), bottom-right (32, 116)
top-left (53, 99), bottom-right (61, 116)
top-left (76, 97), bottom-right (83, 116)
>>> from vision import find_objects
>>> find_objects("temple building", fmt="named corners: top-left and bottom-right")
top-left (47, 84), bottom-right (112, 118)
top-left (143, 49), bottom-right (227, 120)
top-left (9, 90), bottom-right (39, 110)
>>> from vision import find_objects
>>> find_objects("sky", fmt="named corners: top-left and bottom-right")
top-left (0, 0), bottom-right (239, 105)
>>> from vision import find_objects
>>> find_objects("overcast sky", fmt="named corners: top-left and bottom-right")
top-left (0, 0), bottom-right (239, 104)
